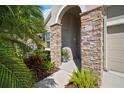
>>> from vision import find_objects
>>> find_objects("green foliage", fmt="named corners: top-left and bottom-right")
top-left (69, 69), bottom-right (99, 88)
top-left (0, 45), bottom-right (34, 88)
top-left (27, 50), bottom-right (50, 61)
top-left (62, 49), bottom-right (69, 62)
top-left (41, 61), bottom-right (55, 71)
top-left (35, 50), bottom-right (50, 61)
top-left (0, 5), bottom-right (45, 88)
top-left (24, 50), bottom-right (51, 80)
top-left (0, 5), bottom-right (45, 50)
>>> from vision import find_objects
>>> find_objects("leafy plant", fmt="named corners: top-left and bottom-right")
top-left (0, 5), bottom-right (45, 50)
top-left (25, 50), bottom-right (50, 69)
top-left (25, 55), bottom-right (44, 68)
top-left (69, 69), bottom-right (99, 88)
top-left (0, 44), bottom-right (34, 88)
top-left (0, 5), bottom-right (45, 88)
top-left (24, 50), bottom-right (51, 81)
top-left (41, 61), bottom-right (55, 71)
top-left (35, 50), bottom-right (50, 62)
top-left (62, 49), bottom-right (69, 62)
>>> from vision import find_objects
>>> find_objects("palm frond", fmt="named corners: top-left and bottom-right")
top-left (0, 5), bottom-right (45, 88)
top-left (0, 46), bottom-right (34, 88)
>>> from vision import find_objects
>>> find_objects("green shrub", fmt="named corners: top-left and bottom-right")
top-left (28, 50), bottom-right (50, 62)
top-left (62, 49), bottom-right (69, 62)
top-left (69, 69), bottom-right (99, 88)
top-left (24, 50), bottom-right (51, 81)
top-left (25, 50), bottom-right (50, 69)
top-left (38, 51), bottom-right (50, 62)
top-left (41, 61), bottom-right (55, 71)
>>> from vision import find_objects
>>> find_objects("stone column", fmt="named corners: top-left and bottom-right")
top-left (80, 6), bottom-right (105, 85)
top-left (50, 23), bottom-right (62, 67)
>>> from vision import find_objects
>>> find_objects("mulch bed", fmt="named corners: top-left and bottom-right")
top-left (65, 82), bottom-right (100, 88)
top-left (65, 82), bottom-right (77, 88)
top-left (34, 67), bottom-right (60, 81)
top-left (24, 56), bottom-right (59, 82)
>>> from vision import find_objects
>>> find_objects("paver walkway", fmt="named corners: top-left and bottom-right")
top-left (35, 60), bottom-right (79, 88)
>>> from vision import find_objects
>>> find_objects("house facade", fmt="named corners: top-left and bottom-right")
top-left (44, 5), bottom-right (124, 81)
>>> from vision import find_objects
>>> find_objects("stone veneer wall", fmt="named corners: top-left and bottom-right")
top-left (80, 6), bottom-right (104, 85)
top-left (50, 23), bottom-right (62, 66)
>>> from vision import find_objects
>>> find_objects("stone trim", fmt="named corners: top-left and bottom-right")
top-left (80, 6), bottom-right (105, 86)
top-left (50, 23), bottom-right (62, 67)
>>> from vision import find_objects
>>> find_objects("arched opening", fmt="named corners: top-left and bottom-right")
top-left (61, 6), bottom-right (81, 69)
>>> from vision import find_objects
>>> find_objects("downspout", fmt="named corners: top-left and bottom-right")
top-left (103, 6), bottom-right (108, 71)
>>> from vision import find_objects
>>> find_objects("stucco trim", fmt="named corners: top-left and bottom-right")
top-left (55, 5), bottom-right (86, 24)
top-left (80, 5), bottom-right (105, 16)
top-left (44, 11), bottom-right (51, 25)
top-left (107, 15), bottom-right (124, 26)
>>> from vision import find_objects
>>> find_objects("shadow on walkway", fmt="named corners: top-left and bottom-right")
top-left (73, 59), bottom-right (81, 70)
top-left (35, 77), bottom-right (58, 88)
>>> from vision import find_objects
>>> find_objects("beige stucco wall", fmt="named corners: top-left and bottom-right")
top-left (45, 5), bottom-right (100, 28)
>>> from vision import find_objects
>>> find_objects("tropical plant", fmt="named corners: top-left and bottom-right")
top-left (34, 50), bottom-right (51, 62)
top-left (62, 49), bottom-right (69, 62)
top-left (25, 55), bottom-right (44, 68)
top-left (0, 42), bottom-right (34, 88)
top-left (69, 69), bottom-right (99, 88)
top-left (0, 5), bottom-right (45, 88)
top-left (0, 5), bottom-right (45, 50)
top-left (24, 49), bottom-right (51, 81)
top-left (24, 50), bottom-right (50, 69)
top-left (41, 61), bottom-right (55, 71)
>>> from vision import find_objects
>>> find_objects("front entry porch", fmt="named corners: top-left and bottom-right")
top-left (50, 6), bottom-right (105, 86)
top-left (61, 6), bottom-right (81, 70)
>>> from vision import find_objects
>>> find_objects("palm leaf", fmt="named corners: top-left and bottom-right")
top-left (0, 46), bottom-right (34, 88)
top-left (0, 5), bottom-right (45, 88)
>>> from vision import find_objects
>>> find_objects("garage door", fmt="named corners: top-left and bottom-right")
top-left (107, 24), bottom-right (124, 73)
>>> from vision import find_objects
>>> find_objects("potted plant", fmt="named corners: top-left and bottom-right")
top-left (62, 49), bottom-right (69, 62)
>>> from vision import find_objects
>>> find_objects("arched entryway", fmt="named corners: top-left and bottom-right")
top-left (61, 6), bottom-right (81, 69)
top-left (50, 6), bottom-right (104, 85)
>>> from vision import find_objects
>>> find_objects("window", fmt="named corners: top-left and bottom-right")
top-left (44, 32), bottom-right (50, 48)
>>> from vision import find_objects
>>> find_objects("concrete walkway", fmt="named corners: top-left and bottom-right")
top-left (35, 60), bottom-right (78, 88)
top-left (35, 60), bottom-right (124, 88)
top-left (101, 71), bottom-right (124, 88)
